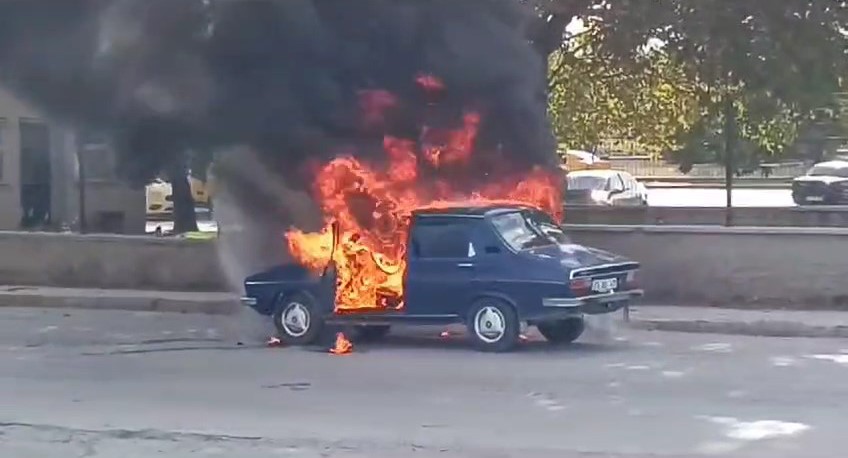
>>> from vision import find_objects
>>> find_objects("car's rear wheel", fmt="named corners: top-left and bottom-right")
top-left (272, 292), bottom-right (324, 345)
top-left (466, 298), bottom-right (520, 353)
top-left (351, 325), bottom-right (391, 342)
top-left (537, 318), bottom-right (585, 344)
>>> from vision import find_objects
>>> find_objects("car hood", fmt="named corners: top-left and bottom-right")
top-left (794, 175), bottom-right (848, 185)
top-left (525, 243), bottom-right (631, 269)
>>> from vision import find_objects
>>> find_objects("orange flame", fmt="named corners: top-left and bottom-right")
top-left (286, 75), bottom-right (562, 313)
top-left (329, 332), bottom-right (353, 355)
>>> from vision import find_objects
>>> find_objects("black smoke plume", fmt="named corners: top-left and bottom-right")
top-left (0, 0), bottom-right (554, 188)
top-left (0, 0), bottom-right (556, 287)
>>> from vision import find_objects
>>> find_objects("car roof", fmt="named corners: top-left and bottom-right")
top-left (412, 204), bottom-right (537, 218)
top-left (568, 169), bottom-right (623, 178)
top-left (813, 160), bottom-right (848, 169)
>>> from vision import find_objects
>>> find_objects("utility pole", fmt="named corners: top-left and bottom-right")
top-left (723, 94), bottom-right (735, 226)
top-left (76, 134), bottom-right (87, 234)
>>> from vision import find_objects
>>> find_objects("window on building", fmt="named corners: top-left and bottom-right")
top-left (81, 144), bottom-right (116, 181)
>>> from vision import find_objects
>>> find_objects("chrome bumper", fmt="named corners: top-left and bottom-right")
top-left (240, 296), bottom-right (258, 307)
top-left (543, 289), bottom-right (644, 312)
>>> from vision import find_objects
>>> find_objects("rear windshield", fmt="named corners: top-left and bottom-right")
top-left (490, 210), bottom-right (567, 251)
top-left (808, 165), bottom-right (848, 178)
top-left (567, 175), bottom-right (607, 190)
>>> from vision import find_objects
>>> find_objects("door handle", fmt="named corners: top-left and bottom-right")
top-left (457, 263), bottom-right (475, 268)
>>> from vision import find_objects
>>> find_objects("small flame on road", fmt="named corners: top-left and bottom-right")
top-left (439, 331), bottom-right (451, 338)
top-left (266, 337), bottom-right (283, 347)
top-left (330, 332), bottom-right (354, 355)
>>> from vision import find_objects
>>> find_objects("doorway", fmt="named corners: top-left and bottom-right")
top-left (19, 120), bottom-right (51, 229)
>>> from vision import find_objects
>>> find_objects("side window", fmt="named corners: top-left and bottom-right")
top-left (611, 174), bottom-right (625, 192)
top-left (412, 219), bottom-right (475, 259)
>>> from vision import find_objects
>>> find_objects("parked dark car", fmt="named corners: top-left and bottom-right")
top-left (792, 160), bottom-right (848, 205)
top-left (565, 170), bottom-right (648, 206)
top-left (242, 205), bottom-right (643, 352)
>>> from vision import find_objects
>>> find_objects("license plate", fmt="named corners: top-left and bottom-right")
top-left (806, 196), bottom-right (824, 202)
top-left (591, 278), bottom-right (618, 294)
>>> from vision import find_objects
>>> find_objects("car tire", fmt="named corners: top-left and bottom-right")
top-left (466, 297), bottom-right (520, 353)
top-left (272, 292), bottom-right (324, 345)
top-left (351, 325), bottom-right (391, 342)
top-left (537, 318), bottom-right (585, 344)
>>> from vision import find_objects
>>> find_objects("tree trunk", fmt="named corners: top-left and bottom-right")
top-left (723, 96), bottom-right (735, 226)
top-left (168, 162), bottom-right (198, 234)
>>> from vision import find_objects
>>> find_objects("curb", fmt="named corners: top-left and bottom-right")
top-left (629, 318), bottom-right (848, 339)
top-left (0, 290), bottom-right (238, 315)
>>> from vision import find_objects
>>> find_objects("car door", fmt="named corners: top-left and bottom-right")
top-left (621, 173), bottom-right (642, 205)
top-left (404, 217), bottom-right (479, 317)
top-left (608, 173), bottom-right (627, 206)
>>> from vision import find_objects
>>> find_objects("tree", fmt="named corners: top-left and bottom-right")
top-left (547, 26), bottom-right (698, 155)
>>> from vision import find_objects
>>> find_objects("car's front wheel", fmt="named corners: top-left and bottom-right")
top-left (466, 298), bottom-right (520, 352)
top-left (272, 293), bottom-right (324, 345)
top-left (537, 318), bottom-right (585, 344)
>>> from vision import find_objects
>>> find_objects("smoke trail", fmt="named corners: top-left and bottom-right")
top-left (0, 0), bottom-right (554, 185)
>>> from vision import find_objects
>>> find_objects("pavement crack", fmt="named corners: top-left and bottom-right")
top-left (81, 345), bottom-right (254, 356)
top-left (0, 421), bottom-right (264, 443)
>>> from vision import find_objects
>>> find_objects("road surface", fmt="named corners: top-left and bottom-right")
top-left (2, 307), bottom-right (846, 457)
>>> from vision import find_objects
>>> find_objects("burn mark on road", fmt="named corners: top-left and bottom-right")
top-left (261, 382), bottom-right (311, 391)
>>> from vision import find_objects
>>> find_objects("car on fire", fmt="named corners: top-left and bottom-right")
top-left (241, 205), bottom-right (643, 352)
top-left (791, 160), bottom-right (848, 205)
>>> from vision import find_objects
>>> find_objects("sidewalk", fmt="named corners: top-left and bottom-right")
top-left (0, 285), bottom-right (237, 315)
top-left (628, 305), bottom-right (848, 339)
top-left (2, 285), bottom-right (847, 338)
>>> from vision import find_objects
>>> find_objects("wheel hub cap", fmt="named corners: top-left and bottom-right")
top-left (282, 302), bottom-right (310, 337)
top-left (474, 306), bottom-right (506, 343)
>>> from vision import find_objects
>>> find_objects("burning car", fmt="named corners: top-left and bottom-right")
top-left (242, 204), bottom-right (642, 352)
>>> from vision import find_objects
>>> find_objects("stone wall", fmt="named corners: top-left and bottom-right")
top-left (0, 231), bottom-right (225, 291)
top-left (565, 206), bottom-right (848, 227)
top-left (566, 225), bottom-right (848, 308)
top-left (2, 226), bottom-right (846, 308)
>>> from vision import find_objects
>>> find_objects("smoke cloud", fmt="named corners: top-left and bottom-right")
top-left (0, 0), bottom-right (555, 185)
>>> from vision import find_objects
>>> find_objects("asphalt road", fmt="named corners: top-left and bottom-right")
top-left (2, 307), bottom-right (847, 458)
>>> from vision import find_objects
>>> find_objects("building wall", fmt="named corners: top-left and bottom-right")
top-left (0, 86), bottom-right (40, 229)
top-left (0, 85), bottom-right (145, 233)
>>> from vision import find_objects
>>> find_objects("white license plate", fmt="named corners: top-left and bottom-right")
top-left (806, 196), bottom-right (825, 202)
top-left (591, 278), bottom-right (618, 294)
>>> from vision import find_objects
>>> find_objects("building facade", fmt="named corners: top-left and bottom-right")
top-left (0, 86), bottom-right (145, 234)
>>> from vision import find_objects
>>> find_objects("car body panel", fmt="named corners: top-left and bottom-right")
top-left (792, 161), bottom-right (848, 205)
top-left (242, 206), bottom-right (642, 324)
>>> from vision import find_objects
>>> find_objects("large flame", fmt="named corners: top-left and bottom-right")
top-left (286, 76), bottom-right (562, 313)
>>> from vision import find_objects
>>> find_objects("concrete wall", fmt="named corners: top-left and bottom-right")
top-left (565, 206), bottom-right (848, 227)
top-left (566, 225), bottom-right (848, 309)
top-left (1, 226), bottom-right (847, 308)
top-left (0, 231), bottom-right (226, 291)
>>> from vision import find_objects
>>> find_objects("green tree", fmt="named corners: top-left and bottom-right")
top-left (547, 26), bottom-right (698, 155)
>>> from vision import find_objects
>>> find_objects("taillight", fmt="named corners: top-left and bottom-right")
top-left (570, 277), bottom-right (591, 295)
top-left (626, 270), bottom-right (638, 287)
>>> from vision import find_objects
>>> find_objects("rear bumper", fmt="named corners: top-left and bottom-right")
top-left (542, 289), bottom-right (643, 315)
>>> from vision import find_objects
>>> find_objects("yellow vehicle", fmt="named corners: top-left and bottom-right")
top-left (146, 173), bottom-right (215, 217)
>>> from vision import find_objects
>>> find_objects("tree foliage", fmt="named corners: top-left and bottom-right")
top-left (547, 25), bottom-right (698, 155)
top-left (531, 0), bottom-right (848, 161)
